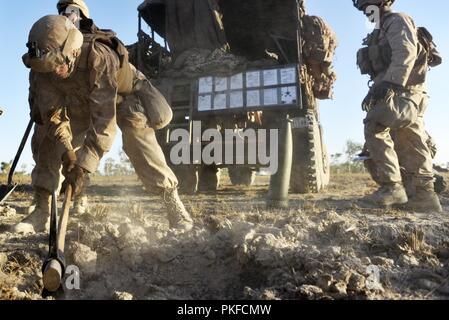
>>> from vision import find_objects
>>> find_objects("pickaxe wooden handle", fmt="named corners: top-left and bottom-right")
top-left (43, 185), bottom-right (73, 292)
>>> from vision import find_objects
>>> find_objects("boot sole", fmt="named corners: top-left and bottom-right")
top-left (403, 204), bottom-right (443, 213)
top-left (359, 197), bottom-right (408, 208)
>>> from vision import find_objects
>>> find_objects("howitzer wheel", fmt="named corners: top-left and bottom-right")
top-left (228, 167), bottom-right (256, 186)
top-left (173, 165), bottom-right (198, 195)
top-left (290, 111), bottom-right (330, 194)
top-left (198, 165), bottom-right (221, 192)
top-left (435, 174), bottom-right (447, 194)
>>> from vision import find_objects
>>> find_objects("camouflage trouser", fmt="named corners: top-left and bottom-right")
top-left (364, 88), bottom-right (434, 190)
top-left (116, 94), bottom-right (178, 193)
top-left (32, 121), bottom-right (88, 193)
top-left (32, 99), bottom-right (178, 193)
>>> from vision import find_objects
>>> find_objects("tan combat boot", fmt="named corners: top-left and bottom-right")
top-left (163, 188), bottom-right (194, 231)
top-left (406, 187), bottom-right (443, 213)
top-left (362, 183), bottom-right (408, 207)
top-left (14, 187), bottom-right (51, 234)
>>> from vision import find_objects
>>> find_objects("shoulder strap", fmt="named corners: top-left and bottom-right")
top-left (87, 29), bottom-right (129, 68)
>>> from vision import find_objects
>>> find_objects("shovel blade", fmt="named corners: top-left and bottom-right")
top-left (0, 183), bottom-right (18, 206)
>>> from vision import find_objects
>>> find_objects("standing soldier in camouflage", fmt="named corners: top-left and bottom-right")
top-left (16, 15), bottom-right (193, 233)
top-left (354, 0), bottom-right (442, 212)
top-left (57, 0), bottom-right (89, 26)
top-left (57, 0), bottom-right (102, 34)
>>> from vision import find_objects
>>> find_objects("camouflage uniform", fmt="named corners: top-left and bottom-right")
top-left (29, 1), bottom-right (178, 215)
top-left (363, 131), bottom-right (444, 196)
top-left (31, 59), bottom-right (178, 194)
top-left (16, 15), bottom-right (193, 233)
top-left (356, 3), bottom-right (442, 212)
top-left (29, 0), bottom-right (94, 212)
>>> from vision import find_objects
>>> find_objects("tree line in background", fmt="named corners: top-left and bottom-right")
top-left (0, 162), bottom-right (28, 176)
top-left (102, 151), bottom-right (134, 176)
top-left (330, 140), bottom-right (449, 174)
top-left (0, 152), bottom-right (134, 177)
top-left (1, 141), bottom-right (448, 177)
top-left (330, 140), bottom-right (366, 174)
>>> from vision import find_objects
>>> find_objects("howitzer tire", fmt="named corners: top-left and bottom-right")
top-left (290, 112), bottom-right (330, 194)
top-left (172, 165), bottom-right (198, 195)
top-left (434, 174), bottom-right (447, 194)
top-left (198, 165), bottom-right (221, 192)
top-left (228, 167), bottom-right (256, 186)
top-left (320, 126), bottom-right (331, 187)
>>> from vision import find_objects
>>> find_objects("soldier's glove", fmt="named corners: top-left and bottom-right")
top-left (62, 150), bottom-right (84, 197)
top-left (62, 150), bottom-right (77, 176)
top-left (371, 81), bottom-right (403, 102)
top-left (62, 165), bottom-right (85, 198)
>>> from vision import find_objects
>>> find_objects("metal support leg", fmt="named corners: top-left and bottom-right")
top-left (267, 115), bottom-right (293, 209)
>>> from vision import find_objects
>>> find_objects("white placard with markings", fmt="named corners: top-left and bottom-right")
top-left (281, 86), bottom-right (297, 104)
top-left (230, 73), bottom-right (243, 90)
top-left (263, 70), bottom-right (278, 86)
top-left (197, 66), bottom-right (298, 111)
top-left (247, 90), bottom-right (261, 107)
top-left (263, 88), bottom-right (278, 106)
top-left (215, 77), bottom-right (228, 92)
top-left (199, 77), bottom-right (213, 94)
top-left (198, 95), bottom-right (212, 111)
top-left (246, 71), bottom-right (261, 88)
top-left (230, 91), bottom-right (244, 108)
top-left (214, 94), bottom-right (227, 110)
top-left (280, 68), bottom-right (296, 84)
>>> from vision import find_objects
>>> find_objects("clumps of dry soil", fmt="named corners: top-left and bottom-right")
top-left (1, 173), bottom-right (448, 300)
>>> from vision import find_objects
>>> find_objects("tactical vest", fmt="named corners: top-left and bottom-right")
top-left (356, 28), bottom-right (392, 77)
top-left (75, 28), bottom-right (173, 130)
top-left (357, 13), bottom-right (436, 86)
top-left (81, 29), bottom-right (135, 95)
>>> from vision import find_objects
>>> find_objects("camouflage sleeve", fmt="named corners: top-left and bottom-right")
top-left (33, 73), bottom-right (73, 152)
top-left (382, 13), bottom-right (419, 86)
top-left (76, 42), bottom-right (119, 173)
top-left (29, 71), bottom-right (43, 124)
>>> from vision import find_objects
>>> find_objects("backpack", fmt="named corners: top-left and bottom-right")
top-left (417, 27), bottom-right (442, 68)
top-left (85, 29), bottom-right (135, 95)
top-left (302, 15), bottom-right (338, 100)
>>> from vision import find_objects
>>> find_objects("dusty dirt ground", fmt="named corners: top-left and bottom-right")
top-left (1, 172), bottom-right (449, 300)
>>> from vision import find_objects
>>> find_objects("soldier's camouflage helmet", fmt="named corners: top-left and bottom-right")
top-left (352, 0), bottom-right (395, 10)
top-left (57, 0), bottom-right (90, 19)
top-left (22, 15), bottom-right (83, 73)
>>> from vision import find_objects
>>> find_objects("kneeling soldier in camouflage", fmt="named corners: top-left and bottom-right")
top-left (28, 0), bottom-right (94, 217)
top-left (16, 15), bottom-right (194, 233)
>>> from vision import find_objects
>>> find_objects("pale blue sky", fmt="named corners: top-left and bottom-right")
top-left (0, 0), bottom-right (448, 173)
